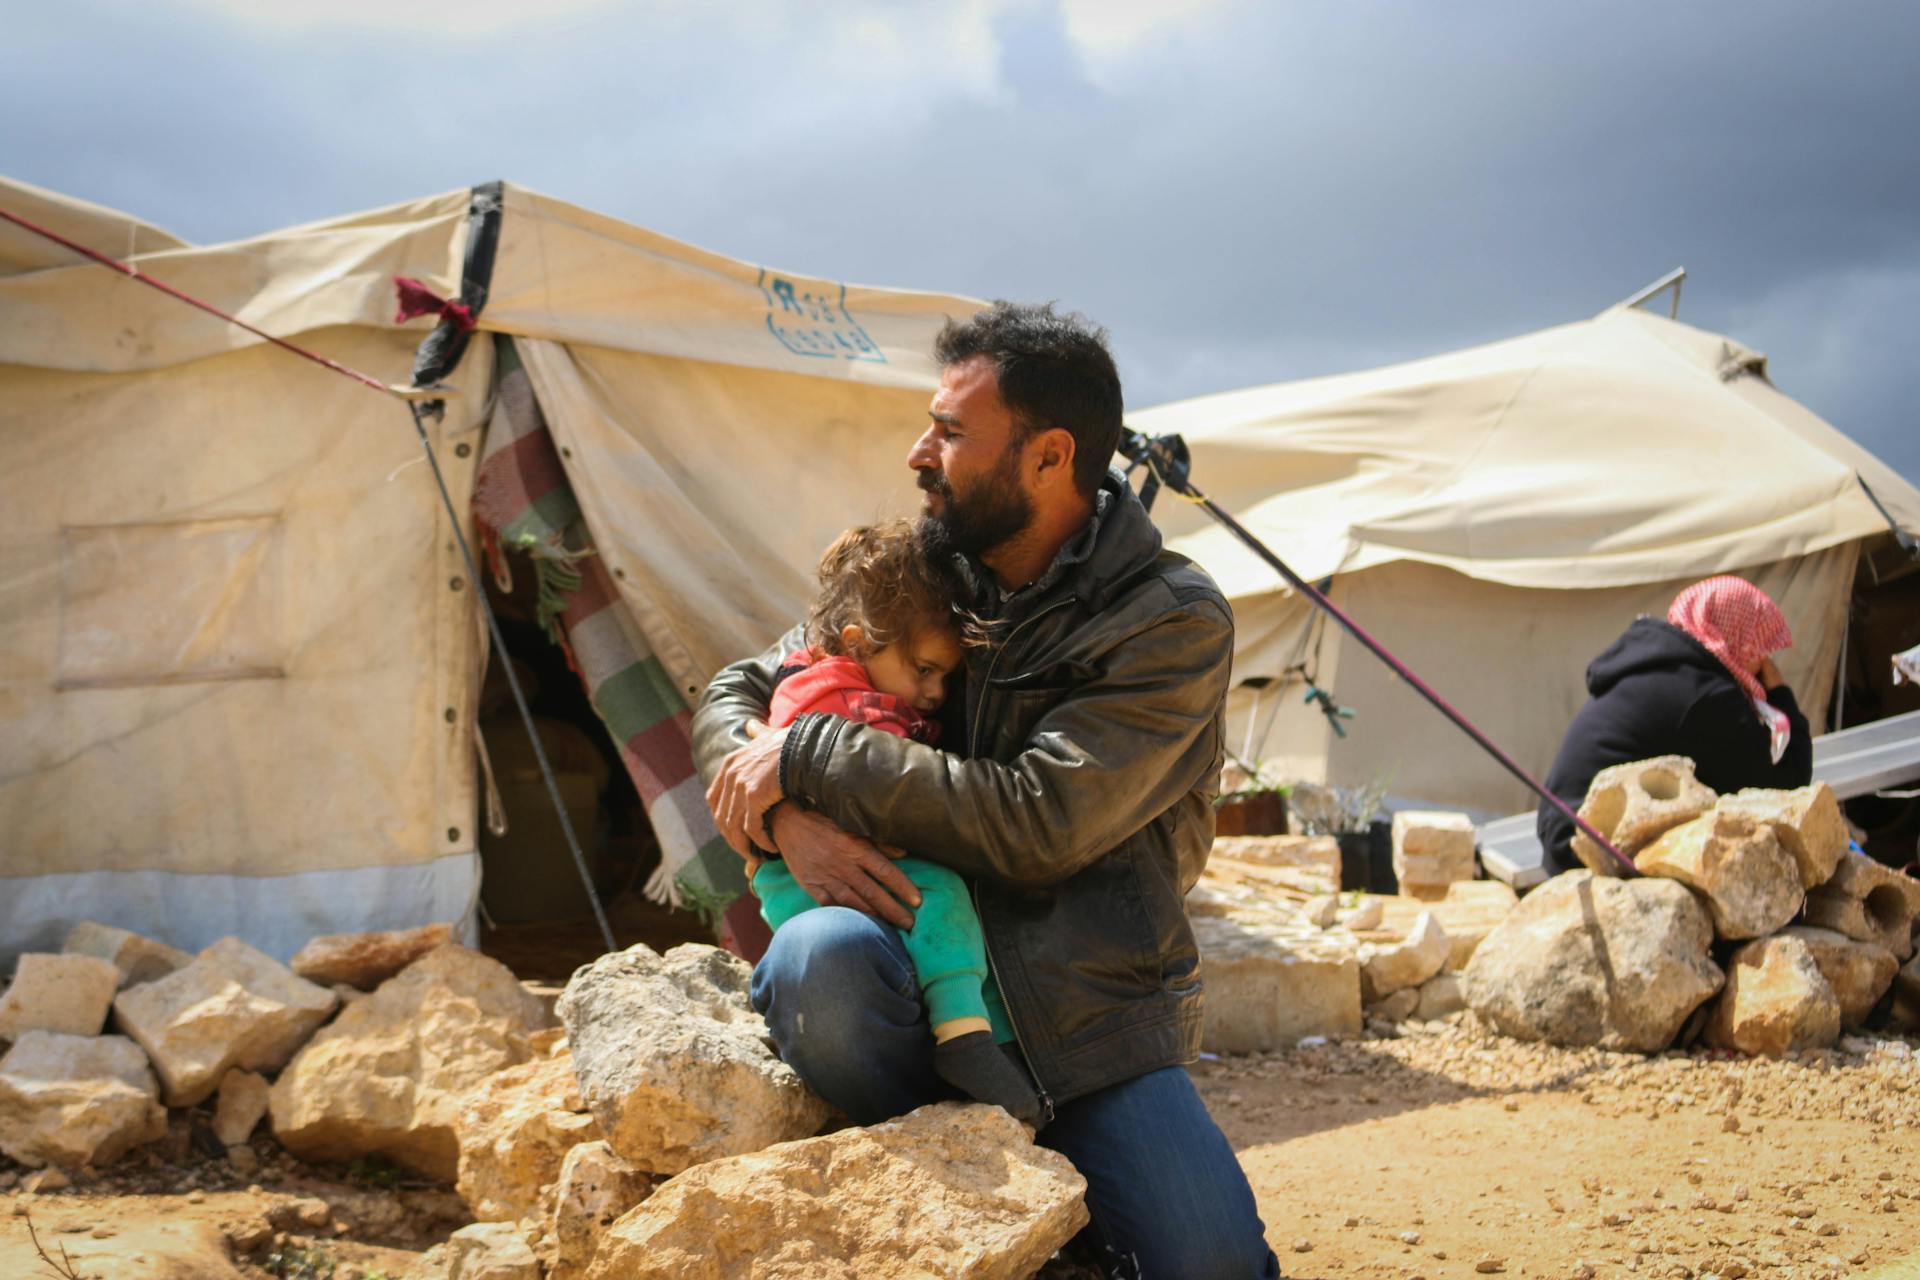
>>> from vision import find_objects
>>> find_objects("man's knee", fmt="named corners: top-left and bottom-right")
top-left (752, 908), bottom-right (919, 1045)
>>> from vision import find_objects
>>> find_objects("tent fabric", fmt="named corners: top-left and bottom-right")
top-left (0, 175), bottom-right (978, 962)
top-left (472, 337), bottom-right (741, 919)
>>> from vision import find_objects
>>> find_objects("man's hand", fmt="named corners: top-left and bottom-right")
top-left (706, 723), bottom-right (789, 859)
top-left (769, 805), bottom-right (922, 929)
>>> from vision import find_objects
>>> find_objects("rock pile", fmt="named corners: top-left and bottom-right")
top-left (1467, 763), bottom-right (1920, 1057)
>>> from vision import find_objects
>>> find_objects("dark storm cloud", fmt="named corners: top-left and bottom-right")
top-left (4, 0), bottom-right (1914, 477)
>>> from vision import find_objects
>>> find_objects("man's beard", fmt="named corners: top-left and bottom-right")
top-left (916, 446), bottom-right (1034, 561)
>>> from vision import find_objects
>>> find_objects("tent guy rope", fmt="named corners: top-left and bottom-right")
top-left (0, 202), bottom-right (622, 953)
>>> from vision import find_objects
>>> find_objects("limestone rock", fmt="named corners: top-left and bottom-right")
top-left (1706, 934), bottom-right (1842, 1057)
top-left (1715, 784), bottom-right (1848, 889)
top-left (1778, 926), bottom-right (1899, 1027)
top-left (1367, 881), bottom-right (1518, 971)
top-left (448, 1222), bottom-right (541, 1280)
top-left (1391, 810), bottom-right (1476, 892)
top-left (584, 1103), bottom-right (1087, 1280)
top-left (1193, 912), bottom-right (1361, 1052)
top-left (1464, 872), bottom-right (1723, 1053)
top-left (1802, 850), bottom-right (1920, 960)
top-left (1634, 809), bottom-right (1803, 940)
top-left (0, 1031), bottom-right (166, 1168)
top-left (62, 922), bottom-right (192, 989)
top-left (111, 937), bottom-right (335, 1106)
top-left (1360, 912), bottom-right (1449, 1000)
top-left (1366, 987), bottom-right (1419, 1023)
top-left (1414, 972), bottom-right (1467, 1021)
top-left (558, 943), bottom-right (830, 1176)
top-left (269, 944), bottom-right (554, 1180)
top-left (456, 1047), bottom-right (599, 1222)
top-left (0, 953), bottom-right (119, 1043)
top-left (213, 1068), bottom-right (271, 1147)
top-left (1571, 755), bottom-right (1716, 874)
top-left (1891, 953), bottom-right (1920, 1030)
top-left (1342, 896), bottom-right (1385, 932)
top-left (1302, 895), bottom-right (1340, 928)
top-left (550, 1141), bottom-right (657, 1280)
top-left (1211, 834), bottom-right (1342, 892)
top-left (291, 922), bottom-right (456, 991)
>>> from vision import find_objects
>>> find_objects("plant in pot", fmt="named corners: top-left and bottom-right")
top-left (1288, 779), bottom-right (1393, 892)
top-left (1213, 774), bottom-right (1290, 837)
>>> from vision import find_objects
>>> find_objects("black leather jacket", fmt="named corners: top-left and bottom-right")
top-left (691, 474), bottom-right (1233, 1110)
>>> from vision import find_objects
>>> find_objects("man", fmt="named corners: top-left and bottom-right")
top-left (696, 302), bottom-right (1278, 1278)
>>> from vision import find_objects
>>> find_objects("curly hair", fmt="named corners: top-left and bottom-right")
top-left (804, 520), bottom-right (959, 658)
top-left (933, 300), bottom-right (1123, 500)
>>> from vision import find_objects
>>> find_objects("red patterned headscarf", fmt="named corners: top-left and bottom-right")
top-left (1668, 576), bottom-right (1794, 759)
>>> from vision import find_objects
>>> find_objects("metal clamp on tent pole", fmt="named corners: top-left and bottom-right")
top-left (1117, 425), bottom-right (1638, 876)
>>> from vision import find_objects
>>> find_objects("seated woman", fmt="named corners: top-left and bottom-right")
top-left (1538, 576), bottom-right (1814, 876)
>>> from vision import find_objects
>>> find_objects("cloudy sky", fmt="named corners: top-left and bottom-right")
top-left (7, 0), bottom-right (1917, 479)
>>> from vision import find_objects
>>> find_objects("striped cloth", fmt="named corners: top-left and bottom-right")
top-left (472, 336), bottom-right (748, 928)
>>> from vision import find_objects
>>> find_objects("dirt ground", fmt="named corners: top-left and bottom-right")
top-left (6, 1020), bottom-right (1917, 1279)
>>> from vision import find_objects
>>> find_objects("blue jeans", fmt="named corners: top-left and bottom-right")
top-left (751, 907), bottom-right (1280, 1280)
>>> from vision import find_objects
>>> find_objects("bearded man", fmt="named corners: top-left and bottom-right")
top-left (697, 302), bottom-right (1278, 1278)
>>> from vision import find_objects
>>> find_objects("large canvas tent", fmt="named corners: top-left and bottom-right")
top-left (0, 176), bottom-right (985, 963)
top-left (1136, 308), bottom-right (1920, 815)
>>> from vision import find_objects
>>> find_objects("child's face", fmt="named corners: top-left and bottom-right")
top-left (852, 625), bottom-right (964, 715)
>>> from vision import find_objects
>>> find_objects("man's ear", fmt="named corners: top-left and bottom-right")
top-left (1030, 426), bottom-right (1078, 492)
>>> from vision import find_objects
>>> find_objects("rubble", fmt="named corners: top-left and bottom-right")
top-left (1706, 934), bottom-right (1842, 1058)
top-left (1779, 926), bottom-right (1899, 1027)
top-left (456, 1046), bottom-right (599, 1223)
top-left (1634, 809), bottom-right (1803, 940)
top-left (0, 1031), bottom-right (167, 1168)
top-left (1390, 810), bottom-right (1477, 894)
top-left (583, 1103), bottom-right (1087, 1280)
top-left (269, 943), bottom-right (553, 1179)
top-left (290, 921), bottom-right (456, 990)
top-left (213, 1068), bottom-right (271, 1147)
top-left (1465, 872), bottom-right (1723, 1052)
top-left (1341, 896), bottom-right (1385, 932)
top-left (1802, 850), bottom-right (1920, 960)
top-left (111, 936), bottom-right (337, 1106)
top-left (1360, 912), bottom-right (1449, 1000)
top-left (558, 943), bottom-right (830, 1176)
top-left (1192, 912), bottom-right (1361, 1052)
top-left (1715, 784), bottom-right (1848, 889)
top-left (61, 921), bottom-right (192, 989)
top-left (1368, 881), bottom-right (1518, 970)
top-left (1570, 755), bottom-right (1715, 874)
top-left (448, 1221), bottom-right (543, 1280)
top-left (0, 952), bottom-right (120, 1043)
top-left (549, 1141), bottom-right (657, 1280)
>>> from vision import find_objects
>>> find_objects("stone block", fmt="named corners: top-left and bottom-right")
top-left (583, 1103), bottom-right (1087, 1280)
top-left (290, 922), bottom-right (455, 991)
top-left (1192, 913), bottom-right (1361, 1052)
top-left (550, 1141), bottom-right (657, 1280)
top-left (269, 944), bottom-right (553, 1180)
top-left (448, 1221), bottom-right (542, 1280)
top-left (1368, 881), bottom-right (1518, 970)
top-left (0, 953), bottom-right (119, 1043)
top-left (456, 1046), bottom-right (599, 1223)
top-left (1706, 934), bottom-right (1842, 1057)
top-left (1360, 912), bottom-right (1450, 1000)
top-left (1366, 987), bottom-right (1419, 1023)
top-left (1634, 809), bottom-right (1803, 940)
top-left (62, 922), bottom-right (191, 989)
top-left (1571, 755), bottom-right (1716, 874)
top-left (213, 1068), bottom-right (270, 1147)
top-left (1211, 834), bottom-right (1342, 891)
top-left (1778, 926), bottom-right (1899, 1028)
top-left (1715, 784), bottom-right (1848, 889)
top-left (1414, 972), bottom-right (1467, 1021)
top-left (1465, 872), bottom-right (1723, 1053)
top-left (0, 1031), bottom-right (166, 1169)
top-left (558, 943), bottom-right (830, 1176)
top-left (111, 936), bottom-right (336, 1106)
top-left (1391, 810), bottom-right (1477, 891)
top-left (1802, 850), bottom-right (1920, 960)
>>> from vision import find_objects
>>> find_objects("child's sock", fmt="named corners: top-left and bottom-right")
top-left (934, 1030), bottom-right (1043, 1126)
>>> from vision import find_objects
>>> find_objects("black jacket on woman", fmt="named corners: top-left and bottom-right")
top-left (1537, 617), bottom-right (1813, 875)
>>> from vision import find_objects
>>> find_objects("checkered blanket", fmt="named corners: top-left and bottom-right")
top-left (472, 337), bottom-right (746, 924)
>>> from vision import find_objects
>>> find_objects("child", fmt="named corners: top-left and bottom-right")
top-left (754, 520), bottom-right (1041, 1124)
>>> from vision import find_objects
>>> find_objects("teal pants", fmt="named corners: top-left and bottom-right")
top-left (753, 856), bottom-right (1014, 1043)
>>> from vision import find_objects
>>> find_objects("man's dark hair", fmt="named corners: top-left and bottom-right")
top-left (933, 301), bottom-right (1122, 501)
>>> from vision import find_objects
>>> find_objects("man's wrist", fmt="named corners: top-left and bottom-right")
top-left (758, 800), bottom-right (789, 860)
